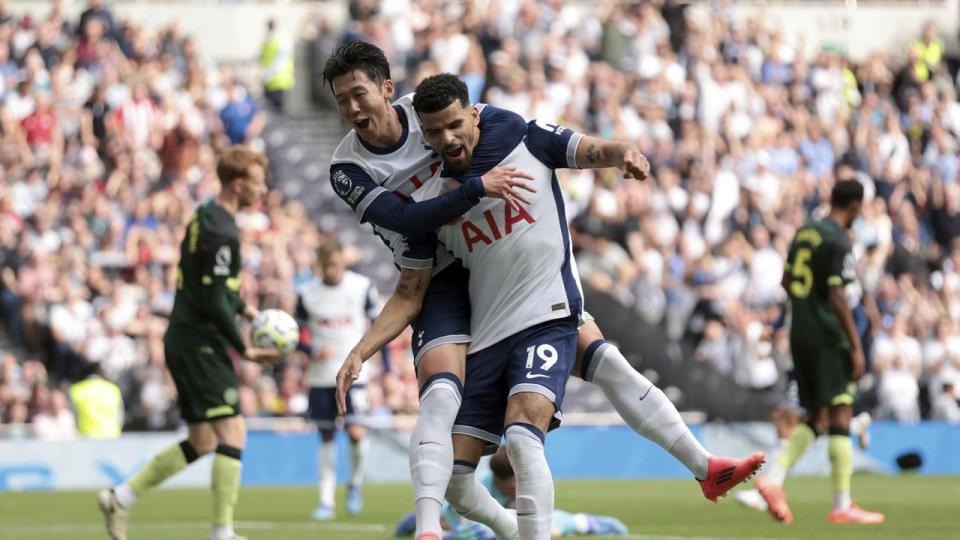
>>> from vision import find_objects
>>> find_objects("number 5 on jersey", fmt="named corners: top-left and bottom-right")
top-left (790, 248), bottom-right (813, 298)
top-left (525, 344), bottom-right (558, 379)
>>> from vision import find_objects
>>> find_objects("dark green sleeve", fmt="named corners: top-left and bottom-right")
top-left (198, 233), bottom-right (247, 354)
top-left (824, 239), bottom-right (848, 289)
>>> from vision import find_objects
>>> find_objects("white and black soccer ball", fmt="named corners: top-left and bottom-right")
top-left (250, 309), bottom-right (299, 355)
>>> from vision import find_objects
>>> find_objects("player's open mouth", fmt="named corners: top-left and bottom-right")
top-left (354, 118), bottom-right (370, 130)
top-left (444, 145), bottom-right (464, 158)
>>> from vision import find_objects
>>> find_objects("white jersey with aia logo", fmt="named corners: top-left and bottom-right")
top-left (412, 110), bottom-right (585, 353)
top-left (297, 270), bottom-right (379, 387)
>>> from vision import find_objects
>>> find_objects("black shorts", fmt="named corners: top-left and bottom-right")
top-left (164, 327), bottom-right (239, 424)
top-left (307, 385), bottom-right (369, 429)
top-left (790, 338), bottom-right (856, 410)
top-left (410, 263), bottom-right (472, 367)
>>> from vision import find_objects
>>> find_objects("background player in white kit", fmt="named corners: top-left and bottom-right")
top-left (296, 240), bottom-right (379, 520)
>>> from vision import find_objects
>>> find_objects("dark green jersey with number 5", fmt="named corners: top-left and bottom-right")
top-left (785, 218), bottom-right (855, 349)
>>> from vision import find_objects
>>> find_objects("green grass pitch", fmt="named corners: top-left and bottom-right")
top-left (1, 476), bottom-right (956, 539)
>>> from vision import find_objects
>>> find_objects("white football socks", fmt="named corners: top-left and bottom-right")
top-left (113, 483), bottom-right (137, 508)
top-left (410, 375), bottom-right (461, 538)
top-left (587, 342), bottom-right (711, 479)
top-left (319, 440), bottom-right (336, 509)
top-left (349, 437), bottom-right (367, 488)
top-left (505, 424), bottom-right (553, 540)
top-left (446, 461), bottom-right (519, 539)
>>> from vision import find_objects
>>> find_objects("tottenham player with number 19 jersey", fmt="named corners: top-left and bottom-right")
top-left (407, 75), bottom-right (766, 539)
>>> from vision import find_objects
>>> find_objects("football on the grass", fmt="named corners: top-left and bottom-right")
top-left (250, 309), bottom-right (299, 355)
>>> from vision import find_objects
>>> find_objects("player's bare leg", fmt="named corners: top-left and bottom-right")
top-left (345, 423), bottom-right (368, 515)
top-left (446, 435), bottom-right (519, 540)
top-left (99, 422), bottom-right (219, 540)
top-left (503, 392), bottom-right (557, 540)
top-left (410, 343), bottom-right (467, 539)
top-left (574, 321), bottom-right (763, 501)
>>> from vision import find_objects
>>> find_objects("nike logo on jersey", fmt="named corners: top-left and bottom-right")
top-left (462, 204), bottom-right (536, 253)
top-left (525, 372), bottom-right (550, 380)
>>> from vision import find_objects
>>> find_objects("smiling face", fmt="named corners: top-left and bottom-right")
top-left (331, 69), bottom-right (395, 143)
top-left (417, 100), bottom-right (480, 176)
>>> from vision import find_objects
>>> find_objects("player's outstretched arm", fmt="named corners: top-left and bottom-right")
top-left (574, 135), bottom-right (650, 181)
top-left (332, 164), bottom-right (532, 238)
top-left (336, 266), bottom-right (432, 414)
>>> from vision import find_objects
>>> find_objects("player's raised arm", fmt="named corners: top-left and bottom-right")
top-left (574, 135), bottom-right (650, 180)
top-left (330, 163), bottom-right (533, 238)
top-left (524, 119), bottom-right (649, 181)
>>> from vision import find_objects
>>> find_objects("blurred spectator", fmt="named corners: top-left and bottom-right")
top-left (259, 19), bottom-right (294, 113)
top-left (69, 362), bottom-right (122, 438)
top-left (3, 0), bottom-right (960, 431)
top-left (32, 388), bottom-right (76, 440)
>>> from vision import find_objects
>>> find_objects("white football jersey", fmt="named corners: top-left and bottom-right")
top-left (297, 270), bottom-right (379, 387)
top-left (329, 93), bottom-right (456, 272)
top-left (412, 113), bottom-right (585, 353)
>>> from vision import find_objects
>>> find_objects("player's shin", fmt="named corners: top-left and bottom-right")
top-left (119, 440), bottom-right (200, 508)
top-left (766, 423), bottom-right (817, 486)
top-left (318, 438), bottom-right (336, 511)
top-left (828, 427), bottom-right (853, 511)
top-left (211, 444), bottom-right (242, 539)
top-left (505, 423), bottom-right (553, 540)
top-left (349, 436), bottom-right (367, 489)
top-left (411, 374), bottom-right (462, 537)
top-left (446, 460), bottom-right (519, 540)
top-left (585, 341), bottom-right (711, 478)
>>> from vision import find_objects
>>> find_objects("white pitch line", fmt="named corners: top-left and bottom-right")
top-left (3, 520), bottom-right (388, 535)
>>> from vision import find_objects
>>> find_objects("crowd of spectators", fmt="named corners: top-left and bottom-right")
top-left (0, 1), bottom-right (421, 438)
top-left (3, 0), bottom-right (960, 438)
top-left (327, 0), bottom-right (960, 422)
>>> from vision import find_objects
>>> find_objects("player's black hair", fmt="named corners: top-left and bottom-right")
top-left (489, 448), bottom-right (515, 480)
top-left (322, 41), bottom-right (391, 90)
top-left (830, 179), bottom-right (864, 209)
top-left (412, 73), bottom-right (469, 115)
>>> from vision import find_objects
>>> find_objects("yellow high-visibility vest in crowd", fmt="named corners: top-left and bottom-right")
top-left (70, 376), bottom-right (123, 439)
top-left (911, 38), bottom-right (944, 82)
top-left (260, 35), bottom-right (295, 92)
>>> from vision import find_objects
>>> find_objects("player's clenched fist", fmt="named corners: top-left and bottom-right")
top-left (622, 149), bottom-right (650, 181)
top-left (481, 166), bottom-right (537, 211)
top-left (335, 351), bottom-right (364, 415)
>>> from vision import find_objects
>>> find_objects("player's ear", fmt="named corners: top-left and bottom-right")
top-left (471, 105), bottom-right (480, 126)
top-left (382, 78), bottom-right (395, 100)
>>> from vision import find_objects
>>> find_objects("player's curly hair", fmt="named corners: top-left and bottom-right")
top-left (322, 41), bottom-right (391, 89)
top-left (412, 73), bottom-right (469, 114)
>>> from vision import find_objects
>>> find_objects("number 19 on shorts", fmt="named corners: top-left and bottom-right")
top-left (525, 344), bottom-right (558, 378)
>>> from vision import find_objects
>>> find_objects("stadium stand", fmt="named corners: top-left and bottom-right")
top-left (2, 0), bottom-right (960, 438)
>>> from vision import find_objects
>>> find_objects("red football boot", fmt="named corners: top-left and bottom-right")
top-left (699, 452), bottom-right (766, 502)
